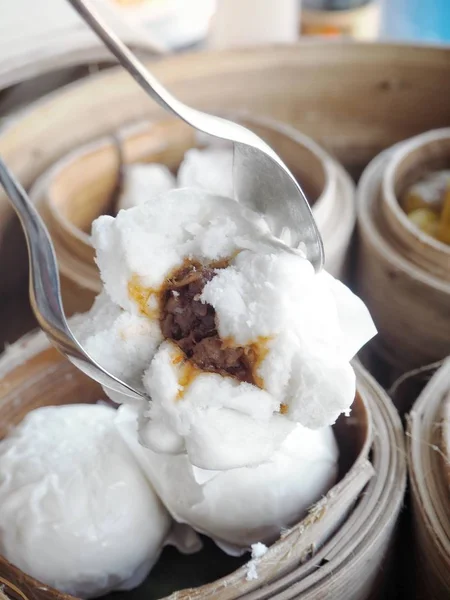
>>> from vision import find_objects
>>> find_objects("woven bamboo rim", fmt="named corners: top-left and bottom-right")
top-left (236, 361), bottom-right (406, 600)
top-left (356, 147), bottom-right (450, 374)
top-left (28, 116), bottom-right (354, 315)
top-left (443, 393), bottom-right (450, 486)
top-left (381, 129), bottom-right (450, 281)
top-left (407, 359), bottom-right (450, 600)
top-left (0, 326), bottom-right (405, 600)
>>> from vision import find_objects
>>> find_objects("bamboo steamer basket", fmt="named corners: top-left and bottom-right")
top-left (0, 327), bottom-right (406, 600)
top-left (355, 142), bottom-right (450, 379)
top-left (2, 42), bottom-right (450, 327)
top-left (381, 129), bottom-right (450, 280)
top-left (407, 358), bottom-right (450, 600)
top-left (444, 393), bottom-right (450, 485)
top-left (29, 116), bottom-right (355, 315)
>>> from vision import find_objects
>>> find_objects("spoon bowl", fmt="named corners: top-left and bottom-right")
top-left (67, 0), bottom-right (324, 270)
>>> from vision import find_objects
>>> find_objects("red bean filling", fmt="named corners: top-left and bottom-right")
top-left (159, 263), bottom-right (256, 384)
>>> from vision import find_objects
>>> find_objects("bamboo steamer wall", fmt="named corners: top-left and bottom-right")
top-left (2, 43), bottom-right (450, 345)
top-left (356, 132), bottom-right (450, 379)
top-left (407, 359), bottom-right (450, 600)
top-left (28, 116), bottom-right (355, 315)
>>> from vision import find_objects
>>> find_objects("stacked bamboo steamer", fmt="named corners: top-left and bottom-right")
top-left (407, 359), bottom-right (450, 600)
top-left (29, 116), bottom-right (355, 315)
top-left (356, 129), bottom-right (450, 378)
top-left (2, 43), bottom-right (450, 327)
top-left (0, 326), bottom-right (406, 600)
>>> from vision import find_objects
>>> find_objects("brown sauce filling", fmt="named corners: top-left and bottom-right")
top-left (159, 261), bottom-right (261, 385)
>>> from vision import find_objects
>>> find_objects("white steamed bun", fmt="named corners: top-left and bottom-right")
top-left (0, 404), bottom-right (171, 598)
top-left (80, 188), bottom-right (376, 471)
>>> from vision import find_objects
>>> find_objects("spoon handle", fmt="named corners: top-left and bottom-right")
top-left (66, 0), bottom-right (278, 150)
top-left (68, 0), bottom-right (324, 271)
top-left (0, 156), bottom-right (145, 401)
top-left (0, 157), bottom-right (71, 341)
top-left (67, 0), bottom-right (180, 117)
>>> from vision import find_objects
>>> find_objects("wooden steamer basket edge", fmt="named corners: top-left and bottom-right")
top-left (355, 140), bottom-right (450, 382)
top-left (407, 359), bottom-right (450, 600)
top-left (29, 115), bottom-right (354, 315)
top-left (0, 326), bottom-right (406, 600)
top-left (381, 129), bottom-right (450, 280)
top-left (2, 42), bottom-right (450, 344)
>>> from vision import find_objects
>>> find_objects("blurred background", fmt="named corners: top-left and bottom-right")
top-left (1, 0), bottom-right (450, 117)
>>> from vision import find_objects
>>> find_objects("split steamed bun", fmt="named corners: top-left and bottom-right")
top-left (116, 404), bottom-right (338, 553)
top-left (0, 404), bottom-right (171, 598)
top-left (77, 290), bottom-right (163, 395)
top-left (80, 186), bottom-right (376, 471)
top-left (93, 188), bottom-right (268, 313)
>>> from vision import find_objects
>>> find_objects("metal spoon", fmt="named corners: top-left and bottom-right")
top-left (67, 0), bottom-right (324, 267)
top-left (0, 157), bottom-right (144, 402)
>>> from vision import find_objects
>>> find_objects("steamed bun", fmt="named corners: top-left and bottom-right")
top-left (0, 404), bottom-right (171, 598)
